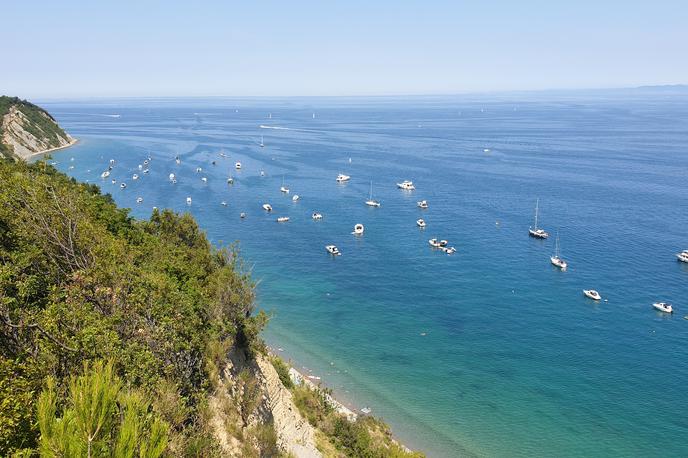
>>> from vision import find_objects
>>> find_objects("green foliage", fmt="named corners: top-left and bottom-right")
top-left (269, 355), bottom-right (294, 389)
top-left (0, 159), bottom-right (266, 455)
top-left (37, 360), bottom-right (169, 458)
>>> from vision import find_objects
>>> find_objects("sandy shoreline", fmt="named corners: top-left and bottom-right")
top-left (25, 137), bottom-right (78, 159)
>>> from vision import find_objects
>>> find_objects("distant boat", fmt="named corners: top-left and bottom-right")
top-left (417, 200), bottom-right (428, 209)
top-left (201, 177), bottom-right (208, 183)
top-left (292, 195), bottom-right (300, 202)
top-left (312, 212), bottom-right (323, 220)
top-left (336, 173), bottom-right (351, 183)
top-left (653, 302), bottom-right (673, 314)
top-left (186, 197), bottom-right (192, 205)
top-left (528, 198), bottom-right (549, 239)
top-left (260, 170), bottom-right (265, 177)
top-left (326, 245), bottom-right (341, 256)
top-left (365, 181), bottom-right (381, 207)
top-left (352, 224), bottom-right (364, 235)
top-left (175, 155), bottom-right (181, 164)
top-left (361, 407), bottom-right (371, 415)
top-left (101, 170), bottom-right (110, 179)
top-left (196, 167), bottom-right (202, 173)
top-left (677, 250), bottom-right (688, 263)
top-left (120, 183), bottom-right (127, 189)
top-left (417, 218), bottom-right (426, 228)
top-left (136, 197), bottom-right (143, 204)
top-left (132, 174), bottom-right (139, 180)
top-left (143, 168), bottom-right (149, 174)
top-left (221, 201), bottom-right (227, 206)
top-left (169, 173), bottom-right (175, 181)
top-left (235, 162), bottom-right (242, 169)
top-left (262, 203), bottom-right (273, 212)
top-left (583, 290), bottom-right (601, 300)
top-left (277, 216), bottom-right (290, 223)
top-left (240, 212), bottom-right (246, 218)
top-left (312, 113), bottom-right (316, 119)
top-left (550, 232), bottom-right (567, 270)
top-left (397, 180), bottom-right (415, 190)
top-left (227, 177), bottom-right (234, 184)
top-left (280, 176), bottom-right (290, 193)
top-left (260, 135), bottom-right (265, 148)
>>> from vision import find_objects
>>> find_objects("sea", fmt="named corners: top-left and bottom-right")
top-left (41, 91), bottom-right (688, 457)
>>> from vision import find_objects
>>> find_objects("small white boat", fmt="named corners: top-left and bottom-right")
top-left (227, 177), bottom-right (234, 184)
top-left (260, 135), bottom-right (265, 148)
top-left (528, 198), bottom-right (549, 239)
top-left (352, 223), bottom-right (364, 235)
top-left (143, 168), bottom-right (149, 174)
top-left (365, 181), bottom-right (380, 207)
top-left (235, 162), bottom-right (242, 169)
top-left (292, 195), bottom-right (300, 202)
top-left (652, 302), bottom-right (673, 314)
top-left (138, 164), bottom-right (143, 170)
top-left (550, 233), bottom-right (567, 270)
top-left (143, 159), bottom-right (150, 165)
top-left (101, 170), bottom-right (110, 179)
top-left (111, 179), bottom-right (117, 184)
top-left (361, 407), bottom-right (372, 415)
top-left (169, 173), bottom-right (176, 181)
top-left (175, 156), bottom-right (181, 164)
top-left (109, 159), bottom-right (116, 166)
top-left (417, 218), bottom-right (426, 228)
top-left (280, 176), bottom-right (290, 193)
top-left (676, 250), bottom-right (688, 263)
top-left (120, 183), bottom-right (127, 189)
top-left (277, 216), bottom-right (290, 223)
top-left (240, 212), bottom-right (246, 218)
top-left (336, 173), bottom-right (351, 183)
top-left (428, 238), bottom-right (441, 248)
top-left (136, 197), bottom-right (143, 203)
top-left (132, 174), bottom-right (139, 180)
top-left (312, 212), bottom-right (323, 220)
top-left (221, 201), bottom-right (227, 206)
top-left (201, 177), bottom-right (208, 183)
top-left (583, 290), bottom-right (601, 301)
top-left (262, 203), bottom-right (273, 212)
top-left (397, 180), bottom-right (415, 190)
top-left (326, 245), bottom-right (341, 256)
top-left (417, 200), bottom-right (428, 209)
top-left (172, 179), bottom-right (177, 184)
top-left (260, 170), bottom-right (265, 177)
top-left (68, 165), bottom-right (74, 170)
top-left (441, 246), bottom-right (457, 254)
top-left (196, 167), bottom-right (203, 173)
top-left (186, 197), bottom-right (192, 205)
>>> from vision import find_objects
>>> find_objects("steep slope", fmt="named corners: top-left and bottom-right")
top-left (0, 96), bottom-right (75, 159)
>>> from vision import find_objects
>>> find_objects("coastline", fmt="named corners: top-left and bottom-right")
top-left (25, 137), bottom-right (78, 159)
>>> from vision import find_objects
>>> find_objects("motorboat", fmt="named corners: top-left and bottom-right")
top-left (528, 198), bottom-right (549, 239)
top-left (196, 167), bottom-right (202, 173)
top-left (262, 203), bottom-right (273, 212)
top-left (143, 168), bottom-right (149, 174)
top-left (326, 245), bottom-right (341, 256)
top-left (169, 173), bottom-right (175, 181)
top-left (352, 223), bottom-right (364, 235)
top-left (441, 246), bottom-right (456, 254)
top-left (138, 164), bottom-right (143, 170)
top-left (227, 177), bottom-right (234, 184)
top-left (361, 407), bottom-right (372, 415)
top-left (365, 181), bottom-right (381, 207)
top-left (583, 290), bottom-right (601, 301)
top-left (550, 233), bottom-right (567, 270)
top-left (417, 200), bottom-right (428, 209)
top-left (172, 179), bottom-right (177, 184)
top-left (143, 159), bottom-right (150, 166)
top-left (677, 250), bottom-right (688, 263)
top-left (111, 179), bottom-right (116, 184)
top-left (240, 212), bottom-right (246, 219)
top-left (277, 216), bottom-right (290, 223)
top-left (175, 156), bottom-right (181, 164)
top-left (652, 302), bottom-right (673, 314)
top-left (101, 170), bottom-right (110, 179)
top-left (201, 177), bottom-right (207, 183)
top-left (260, 135), bottom-right (265, 148)
top-left (292, 195), bottom-right (300, 202)
top-left (235, 162), bottom-right (242, 169)
top-left (312, 212), bottom-right (323, 220)
top-left (132, 174), bottom-right (139, 180)
top-left (186, 197), bottom-right (192, 205)
top-left (136, 197), bottom-right (143, 204)
top-left (221, 201), bottom-right (227, 206)
top-left (109, 159), bottom-right (116, 166)
top-left (397, 180), bottom-right (415, 190)
top-left (280, 176), bottom-right (290, 194)
top-left (417, 218), bottom-right (426, 228)
top-left (336, 173), bottom-right (351, 183)
top-left (120, 183), bottom-right (127, 189)
top-left (260, 170), bottom-right (266, 177)
top-left (428, 238), bottom-right (441, 248)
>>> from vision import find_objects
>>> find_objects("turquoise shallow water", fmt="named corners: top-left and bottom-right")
top-left (43, 93), bottom-right (688, 457)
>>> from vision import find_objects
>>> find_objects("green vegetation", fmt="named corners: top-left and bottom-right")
top-left (0, 158), bottom-right (265, 455)
top-left (0, 96), bottom-right (71, 159)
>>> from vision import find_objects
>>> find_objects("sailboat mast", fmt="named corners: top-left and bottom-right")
top-left (534, 198), bottom-right (539, 229)
top-left (369, 181), bottom-right (373, 200)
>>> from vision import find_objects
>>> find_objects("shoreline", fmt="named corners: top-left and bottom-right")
top-left (25, 137), bottom-right (78, 159)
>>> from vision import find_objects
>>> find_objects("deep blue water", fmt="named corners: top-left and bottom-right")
top-left (42, 93), bottom-right (688, 457)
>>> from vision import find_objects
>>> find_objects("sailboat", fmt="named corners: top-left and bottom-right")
top-left (365, 181), bottom-right (381, 207)
top-left (260, 135), bottom-right (265, 148)
top-left (280, 176), bottom-right (289, 193)
top-left (550, 232), bottom-right (567, 270)
top-left (528, 198), bottom-right (549, 239)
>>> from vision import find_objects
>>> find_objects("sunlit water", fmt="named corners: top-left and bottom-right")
top-left (43, 93), bottom-right (688, 457)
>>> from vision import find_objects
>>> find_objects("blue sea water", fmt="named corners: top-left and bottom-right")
top-left (42, 92), bottom-right (688, 457)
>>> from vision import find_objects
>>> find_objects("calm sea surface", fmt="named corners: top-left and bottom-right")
top-left (43, 93), bottom-right (688, 457)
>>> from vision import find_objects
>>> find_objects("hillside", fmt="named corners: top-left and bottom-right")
top-left (0, 158), bottom-right (423, 457)
top-left (0, 96), bottom-right (75, 160)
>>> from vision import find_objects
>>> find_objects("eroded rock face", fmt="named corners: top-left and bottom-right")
top-left (2, 105), bottom-right (74, 159)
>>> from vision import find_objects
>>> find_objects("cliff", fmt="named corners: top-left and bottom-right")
top-left (0, 96), bottom-right (75, 160)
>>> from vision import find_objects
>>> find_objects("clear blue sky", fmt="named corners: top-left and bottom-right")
top-left (2, 1), bottom-right (686, 97)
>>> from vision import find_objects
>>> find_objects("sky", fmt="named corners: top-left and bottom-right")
top-left (2, 0), bottom-right (687, 98)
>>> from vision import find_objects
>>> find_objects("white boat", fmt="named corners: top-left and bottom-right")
top-left (528, 198), bottom-right (549, 239)
top-left (292, 195), bottom-right (300, 202)
top-left (260, 135), bottom-right (265, 148)
top-left (417, 218), bottom-right (426, 228)
top-left (235, 162), bottom-right (242, 169)
top-left (201, 177), bottom-right (207, 183)
top-left (143, 168), bottom-right (149, 174)
top-left (352, 223), bottom-right (364, 235)
top-left (221, 201), bottom-right (227, 206)
top-left (336, 173), bottom-right (351, 183)
top-left (186, 197), bottom-right (192, 205)
top-left (260, 170), bottom-right (266, 177)
top-left (172, 179), bottom-right (177, 184)
top-left (111, 179), bottom-right (116, 184)
top-left (138, 164), bottom-right (143, 170)
top-left (326, 245), bottom-right (341, 256)
top-left (109, 159), bottom-right (116, 166)
top-left (652, 302), bottom-right (673, 314)
top-left (240, 212), bottom-right (246, 218)
top-left (169, 173), bottom-right (175, 181)
top-left (132, 174), bottom-right (139, 180)
top-left (441, 246), bottom-right (457, 254)
top-left (312, 212), bottom-right (323, 220)
top-left (277, 216), bottom-right (290, 223)
top-left (120, 183), bottom-right (127, 189)
top-left (365, 181), bottom-right (381, 207)
top-left (428, 238), bottom-right (441, 248)
top-left (361, 407), bottom-right (372, 415)
top-left (280, 176), bottom-right (290, 193)
top-left (196, 167), bottom-right (202, 173)
top-left (227, 177), bottom-right (234, 184)
top-left (397, 180), bottom-right (415, 190)
top-left (136, 197), bottom-right (143, 203)
top-left (143, 159), bottom-right (149, 165)
top-left (175, 156), bottom-right (181, 164)
top-left (676, 250), bottom-right (688, 263)
top-left (101, 170), bottom-right (110, 179)
top-left (417, 200), bottom-right (428, 209)
top-left (262, 203), bottom-right (273, 212)
top-left (583, 290), bottom-right (601, 301)
top-left (550, 233), bottom-right (567, 270)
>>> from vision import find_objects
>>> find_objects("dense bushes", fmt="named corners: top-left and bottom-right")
top-left (0, 158), bottom-right (265, 455)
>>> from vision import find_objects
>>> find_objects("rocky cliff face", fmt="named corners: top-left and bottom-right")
top-left (0, 97), bottom-right (75, 160)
